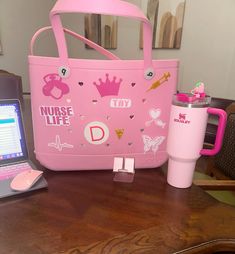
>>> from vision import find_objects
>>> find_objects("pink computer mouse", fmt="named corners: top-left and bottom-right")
top-left (10, 169), bottom-right (43, 191)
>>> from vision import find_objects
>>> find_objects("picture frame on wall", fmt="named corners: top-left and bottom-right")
top-left (0, 39), bottom-right (3, 54)
top-left (140, 0), bottom-right (186, 49)
top-left (84, 14), bottom-right (118, 49)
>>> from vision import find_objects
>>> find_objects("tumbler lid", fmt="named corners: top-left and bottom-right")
top-left (173, 93), bottom-right (211, 108)
top-left (173, 82), bottom-right (211, 108)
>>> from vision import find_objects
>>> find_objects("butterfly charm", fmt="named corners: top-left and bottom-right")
top-left (142, 135), bottom-right (165, 154)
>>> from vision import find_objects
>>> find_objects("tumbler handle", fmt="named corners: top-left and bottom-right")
top-left (200, 108), bottom-right (227, 156)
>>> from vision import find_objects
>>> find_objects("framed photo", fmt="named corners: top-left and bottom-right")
top-left (140, 0), bottom-right (186, 49)
top-left (0, 39), bottom-right (3, 54)
top-left (84, 14), bottom-right (118, 49)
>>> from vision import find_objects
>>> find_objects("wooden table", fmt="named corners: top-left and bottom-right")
top-left (0, 97), bottom-right (235, 254)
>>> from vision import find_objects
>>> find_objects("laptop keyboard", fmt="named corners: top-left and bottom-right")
top-left (0, 162), bottom-right (33, 181)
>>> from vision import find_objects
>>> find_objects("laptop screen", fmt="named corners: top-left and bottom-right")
top-left (0, 100), bottom-right (28, 165)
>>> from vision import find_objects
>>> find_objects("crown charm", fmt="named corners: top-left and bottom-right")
top-left (93, 74), bottom-right (122, 97)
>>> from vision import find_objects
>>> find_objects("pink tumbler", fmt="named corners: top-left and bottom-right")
top-left (166, 94), bottom-right (227, 188)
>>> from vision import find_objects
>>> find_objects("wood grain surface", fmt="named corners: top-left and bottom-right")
top-left (0, 97), bottom-right (235, 254)
top-left (141, 0), bottom-right (185, 49)
top-left (147, 0), bottom-right (159, 48)
top-left (85, 14), bottom-right (101, 49)
top-left (85, 14), bottom-right (117, 49)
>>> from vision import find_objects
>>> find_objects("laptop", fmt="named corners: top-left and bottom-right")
top-left (0, 99), bottom-right (47, 198)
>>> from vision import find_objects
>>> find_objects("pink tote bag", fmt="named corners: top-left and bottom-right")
top-left (28, 0), bottom-right (179, 171)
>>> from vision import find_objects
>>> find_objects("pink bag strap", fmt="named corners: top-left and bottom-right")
top-left (50, 0), bottom-right (155, 79)
top-left (30, 26), bottom-right (120, 60)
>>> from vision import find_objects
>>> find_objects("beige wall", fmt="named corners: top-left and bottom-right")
top-left (0, 0), bottom-right (57, 87)
top-left (0, 0), bottom-right (235, 99)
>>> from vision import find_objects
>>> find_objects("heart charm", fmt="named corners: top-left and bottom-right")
top-left (129, 115), bottom-right (134, 119)
top-left (78, 82), bottom-right (84, 86)
top-left (149, 109), bottom-right (161, 119)
top-left (131, 83), bottom-right (136, 87)
top-left (79, 115), bottom-right (85, 120)
top-left (142, 98), bottom-right (147, 103)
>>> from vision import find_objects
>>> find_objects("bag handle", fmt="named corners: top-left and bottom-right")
top-left (50, 0), bottom-right (155, 79)
top-left (30, 26), bottom-right (120, 60)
